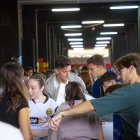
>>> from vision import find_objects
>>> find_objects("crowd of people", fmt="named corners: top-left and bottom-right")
top-left (0, 53), bottom-right (140, 140)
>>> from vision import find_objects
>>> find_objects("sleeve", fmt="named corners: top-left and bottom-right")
top-left (17, 96), bottom-right (29, 112)
top-left (89, 88), bottom-right (128, 117)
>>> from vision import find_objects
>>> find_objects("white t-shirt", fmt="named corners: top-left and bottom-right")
top-left (0, 121), bottom-right (23, 140)
top-left (29, 98), bottom-right (57, 130)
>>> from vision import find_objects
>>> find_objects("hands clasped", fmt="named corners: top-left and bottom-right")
top-left (43, 112), bottom-right (63, 131)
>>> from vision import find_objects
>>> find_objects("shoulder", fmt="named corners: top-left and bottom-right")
top-left (69, 72), bottom-right (82, 81)
top-left (16, 96), bottom-right (28, 112)
top-left (46, 98), bottom-right (58, 107)
top-left (45, 74), bottom-right (55, 84)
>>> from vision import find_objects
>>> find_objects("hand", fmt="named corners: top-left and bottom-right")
top-left (43, 112), bottom-right (63, 131)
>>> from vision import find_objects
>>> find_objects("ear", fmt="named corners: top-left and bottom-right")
top-left (40, 85), bottom-right (45, 91)
top-left (54, 68), bottom-right (58, 74)
top-left (129, 65), bottom-right (135, 72)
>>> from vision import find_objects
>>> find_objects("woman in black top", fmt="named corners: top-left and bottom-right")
top-left (0, 62), bottom-right (32, 140)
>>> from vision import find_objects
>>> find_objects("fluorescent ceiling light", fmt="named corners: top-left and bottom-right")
top-left (73, 48), bottom-right (84, 50)
top-left (94, 47), bottom-right (105, 50)
top-left (65, 33), bottom-right (82, 36)
top-left (82, 20), bottom-right (104, 24)
top-left (51, 8), bottom-right (80, 12)
top-left (96, 37), bottom-right (112, 40)
top-left (103, 23), bottom-right (125, 27)
top-left (96, 41), bottom-right (110, 44)
top-left (69, 42), bottom-right (83, 45)
top-left (100, 32), bottom-right (118, 35)
top-left (61, 25), bottom-right (82, 29)
top-left (71, 45), bottom-right (83, 48)
top-left (68, 38), bottom-right (83, 41)
top-left (110, 6), bottom-right (138, 10)
top-left (95, 44), bottom-right (107, 47)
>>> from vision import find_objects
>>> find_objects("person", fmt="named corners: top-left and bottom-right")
top-left (46, 53), bottom-right (140, 140)
top-left (87, 54), bottom-right (107, 98)
top-left (28, 74), bottom-right (58, 140)
top-left (0, 62), bottom-right (32, 140)
top-left (24, 66), bottom-right (33, 84)
top-left (80, 66), bottom-right (93, 95)
top-left (99, 71), bottom-right (122, 95)
top-left (48, 81), bottom-right (103, 140)
top-left (45, 55), bottom-right (90, 105)
top-left (0, 121), bottom-right (24, 140)
top-left (100, 72), bottom-right (124, 140)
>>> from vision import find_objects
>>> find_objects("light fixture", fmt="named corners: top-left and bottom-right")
top-left (71, 45), bottom-right (83, 48)
top-left (100, 32), bottom-right (118, 35)
top-left (73, 48), bottom-right (84, 50)
top-left (96, 37), bottom-right (112, 40)
top-left (69, 42), bottom-right (83, 45)
top-left (95, 44), bottom-right (107, 47)
top-left (94, 47), bottom-right (105, 50)
top-left (103, 23), bottom-right (125, 27)
top-left (61, 25), bottom-right (82, 29)
top-left (51, 8), bottom-right (80, 12)
top-left (82, 20), bottom-right (104, 24)
top-left (65, 33), bottom-right (82, 36)
top-left (110, 6), bottom-right (138, 10)
top-left (68, 38), bottom-right (83, 41)
top-left (96, 41), bottom-right (110, 44)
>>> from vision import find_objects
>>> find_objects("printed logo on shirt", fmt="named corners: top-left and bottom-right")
top-left (30, 117), bottom-right (38, 124)
top-left (46, 108), bottom-right (53, 117)
top-left (30, 117), bottom-right (48, 125)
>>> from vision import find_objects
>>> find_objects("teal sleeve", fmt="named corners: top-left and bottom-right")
top-left (89, 88), bottom-right (128, 117)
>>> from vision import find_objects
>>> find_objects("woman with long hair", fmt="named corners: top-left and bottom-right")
top-left (0, 62), bottom-right (32, 140)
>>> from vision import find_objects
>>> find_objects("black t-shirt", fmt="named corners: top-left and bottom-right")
top-left (0, 95), bottom-right (28, 128)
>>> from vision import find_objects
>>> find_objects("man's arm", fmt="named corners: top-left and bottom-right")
top-left (47, 101), bottom-right (94, 131)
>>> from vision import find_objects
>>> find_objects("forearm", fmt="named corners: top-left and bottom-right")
top-left (61, 101), bottom-right (94, 117)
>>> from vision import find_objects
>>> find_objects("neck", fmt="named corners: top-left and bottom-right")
top-left (34, 94), bottom-right (46, 103)
top-left (130, 75), bottom-right (140, 84)
top-left (56, 75), bottom-right (67, 84)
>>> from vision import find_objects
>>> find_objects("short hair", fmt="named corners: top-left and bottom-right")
top-left (24, 66), bottom-right (33, 71)
top-left (105, 84), bottom-right (124, 94)
top-left (114, 53), bottom-right (140, 75)
top-left (55, 55), bottom-right (71, 68)
top-left (100, 71), bottom-right (117, 85)
top-left (87, 54), bottom-right (105, 66)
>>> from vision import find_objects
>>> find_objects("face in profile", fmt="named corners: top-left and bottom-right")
top-left (87, 63), bottom-right (101, 79)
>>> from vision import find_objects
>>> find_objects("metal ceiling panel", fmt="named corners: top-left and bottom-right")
top-left (19, 0), bottom-right (140, 5)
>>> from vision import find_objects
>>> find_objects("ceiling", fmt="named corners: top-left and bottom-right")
top-left (19, 0), bottom-right (140, 4)
top-left (19, 0), bottom-right (139, 50)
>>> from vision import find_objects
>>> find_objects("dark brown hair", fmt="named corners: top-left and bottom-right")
top-left (65, 81), bottom-right (86, 107)
top-left (87, 54), bottom-right (105, 66)
top-left (55, 55), bottom-right (71, 68)
top-left (0, 62), bottom-right (27, 112)
top-left (114, 53), bottom-right (140, 75)
top-left (100, 71), bottom-right (117, 86)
